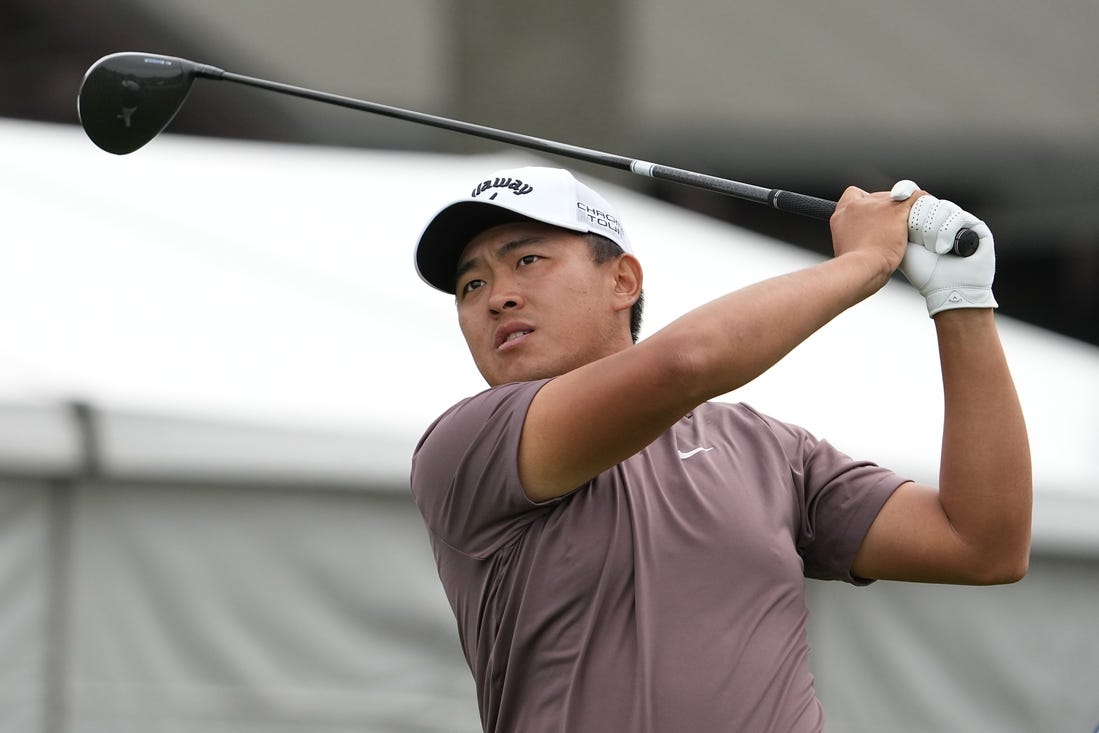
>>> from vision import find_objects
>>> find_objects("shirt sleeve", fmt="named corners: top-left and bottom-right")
top-left (410, 379), bottom-right (554, 559)
top-left (749, 408), bottom-right (908, 584)
top-left (798, 436), bottom-right (908, 583)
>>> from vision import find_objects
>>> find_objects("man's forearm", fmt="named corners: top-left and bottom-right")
top-left (935, 309), bottom-right (1032, 579)
top-left (653, 251), bottom-right (890, 406)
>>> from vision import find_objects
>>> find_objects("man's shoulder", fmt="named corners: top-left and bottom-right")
top-left (410, 379), bottom-right (557, 555)
top-left (414, 379), bottom-right (551, 453)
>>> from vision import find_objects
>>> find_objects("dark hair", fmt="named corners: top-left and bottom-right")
top-left (584, 233), bottom-right (644, 343)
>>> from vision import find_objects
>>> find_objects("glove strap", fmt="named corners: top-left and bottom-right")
top-left (925, 286), bottom-right (998, 316)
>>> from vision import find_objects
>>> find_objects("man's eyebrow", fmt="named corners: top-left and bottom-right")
top-left (454, 255), bottom-right (481, 285)
top-left (454, 236), bottom-right (548, 284)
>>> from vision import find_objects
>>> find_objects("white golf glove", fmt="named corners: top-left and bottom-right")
top-left (891, 179), bottom-right (998, 317)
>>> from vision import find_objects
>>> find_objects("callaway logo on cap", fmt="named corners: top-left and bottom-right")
top-left (415, 166), bottom-right (633, 293)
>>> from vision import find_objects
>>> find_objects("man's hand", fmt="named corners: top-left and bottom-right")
top-left (829, 185), bottom-right (914, 291)
top-left (891, 180), bottom-right (998, 317)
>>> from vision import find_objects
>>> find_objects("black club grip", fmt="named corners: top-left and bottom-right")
top-left (769, 190), bottom-right (838, 221)
top-left (768, 189), bottom-right (978, 257)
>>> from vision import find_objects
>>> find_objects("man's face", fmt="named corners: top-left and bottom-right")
top-left (454, 222), bottom-right (631, 386)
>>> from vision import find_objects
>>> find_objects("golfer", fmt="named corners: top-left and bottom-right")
top-left (410, 166), bottom-right (1031, 733)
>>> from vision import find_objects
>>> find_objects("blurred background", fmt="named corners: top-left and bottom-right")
top-left (2, 2), bottom-right (1098, 732)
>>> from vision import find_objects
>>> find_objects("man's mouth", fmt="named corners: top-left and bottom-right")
top-left (496, 325), bottom-right (534, 350)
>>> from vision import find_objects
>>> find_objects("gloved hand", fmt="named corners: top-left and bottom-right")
top-left (891, 179), bottom-right (998, 317)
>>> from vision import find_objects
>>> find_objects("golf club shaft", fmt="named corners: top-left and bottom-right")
top-left (192, 61), bottom-right (976, 256)
top-left (202, 67), bottom-right (836, 221)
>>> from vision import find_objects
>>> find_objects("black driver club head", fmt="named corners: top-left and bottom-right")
top-left (78, 52), bottom-right (203, 155)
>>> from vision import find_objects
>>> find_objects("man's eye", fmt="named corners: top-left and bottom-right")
top-left (518, 254), bottom-right (541, 266)
top-left (461, 279), bottom-right (485, 295)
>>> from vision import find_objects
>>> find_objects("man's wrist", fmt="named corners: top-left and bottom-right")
top-left (831, 250), bottom-right (895, 299)
top-left (931, 306), bottom-right (996, 327)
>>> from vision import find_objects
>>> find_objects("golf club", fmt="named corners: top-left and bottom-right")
top-left (77, 51), bottom-right (979, 256)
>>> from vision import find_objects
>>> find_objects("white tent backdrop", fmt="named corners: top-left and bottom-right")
top-left (2, 118), bottom-right (1097, 731)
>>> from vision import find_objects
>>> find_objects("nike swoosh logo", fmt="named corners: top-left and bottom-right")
top-left (677, 447), bottom-right (714, 460)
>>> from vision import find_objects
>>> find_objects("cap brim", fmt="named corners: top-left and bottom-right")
top-left (416, 202), bottom-right (550, 293)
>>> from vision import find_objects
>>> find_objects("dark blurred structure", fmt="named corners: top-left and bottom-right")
top-left (3, 0), bottom-right (1096, 346)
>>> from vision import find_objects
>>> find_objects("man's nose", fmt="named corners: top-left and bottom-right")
top-left (488, 276), bottom-right (523, 314)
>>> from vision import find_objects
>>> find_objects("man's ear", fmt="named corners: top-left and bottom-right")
top-left (611, 254), bottom-right (643, 312)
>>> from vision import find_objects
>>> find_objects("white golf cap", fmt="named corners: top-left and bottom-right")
top-left (415, 166), bottom-right (633, 293)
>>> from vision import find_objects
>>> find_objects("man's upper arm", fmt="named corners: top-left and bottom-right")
top-left (852, 481), bottom-right (990, 584)
top-left (517, 340), bottom-right (699, 502)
